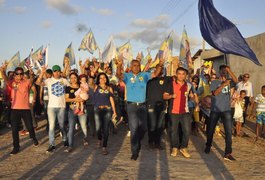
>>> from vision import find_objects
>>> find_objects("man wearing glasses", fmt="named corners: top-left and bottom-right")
top-left (0, 65), bottom-right (39, 155)
top-left (236, 73), bottom-right (254, 124)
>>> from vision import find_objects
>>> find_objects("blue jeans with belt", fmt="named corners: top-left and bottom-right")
top-left (94, 107), bottom-right (112, 147)
top-left (67, 108), bottom-right (88, 147)
top-left (127, 102), bottom-right (147, 155)
top-left (206, 111), bottom-right (233, 155)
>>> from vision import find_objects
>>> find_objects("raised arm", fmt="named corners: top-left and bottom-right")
top-left (79, 59), bottom-right (85, 74)
top-left (0, 62), bottom-right (8, 83)
top-left (28, 68), bottom-right (35, 86)
top-left (116, 55), bottom-right (123, 80)
top-left (226, 66), bottom-right (238, 84)
top-left (35, 66), bottom-right (47, 86)
top-left (151, 57), bottom-right (165, 78)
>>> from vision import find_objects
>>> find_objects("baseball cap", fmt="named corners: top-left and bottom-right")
top-left (52, 65), bottom-right (61, 72)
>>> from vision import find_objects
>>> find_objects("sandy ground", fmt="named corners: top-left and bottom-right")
top-left (0, 117), bottom-right (265, 180)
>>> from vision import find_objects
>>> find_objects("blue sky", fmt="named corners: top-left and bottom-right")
top-left (0, 0), bottom-right (264, 67)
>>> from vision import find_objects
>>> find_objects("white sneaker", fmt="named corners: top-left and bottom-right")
top-left (75, 124), bottom-right (79, 130)
top-left (127, 131), bottom-right (131, 137)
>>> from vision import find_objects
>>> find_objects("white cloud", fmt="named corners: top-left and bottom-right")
top-left (45, 0), bottom-right (80, 15)
top-left (131, 14), bottom-right (170, 29)
top-left (41, 20), bottom-right (53, 28)
top-left (12, 6), bottom-right (27, 14)
top-left (115, 29), bottom-right (173, 50)
top-left (114, 15), bottom-right (174, 50)
top-left (90, 7), bottom-right (114, 16)
top-left (114, 14), bottom-right (201, 52)
top-left (0, 0), bottom-right (5, 8)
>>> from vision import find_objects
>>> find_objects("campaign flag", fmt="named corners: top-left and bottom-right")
top-left (64, 42), bottom-right (76, 67)
top-left (6, 51), bottom-right (20, 72)
top-left (150, 32), bottom-right (173, 68)
top-left (160, 32), bottom-right (173, 63)
top-left (179, 27), bottom-right (192, 69)
top-left (36, 46), bottom-right (48, 68)
top-left (102, 36), bottom-right (116, 63)
top-left (150, 53), bottom-right (160, 68)
top-left (141, 49), bottom-right (149, 66)
top-left (78, 29), bottom-right (98, 54)
top-left (31, 46), bottom-right (43, 69)
top-left (19, 48), bottom-right (33, 70)
top-left (199, 0), bottom-right (261, 66)
top-left (117, 40), bottom-right (133, 62)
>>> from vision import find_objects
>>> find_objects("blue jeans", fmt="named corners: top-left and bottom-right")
top-left (67, 108), bottom-right (88, 147)
top-left (127, 103), bottom-right (147, 155)
top-left (206, 111), bottom-right (233, 155)
top-left (169, 113), bottom-right (192, 149)
top-left (94, 107), bottom-right (112, 147)
top-left (47, 108), bottom-right (67, 146)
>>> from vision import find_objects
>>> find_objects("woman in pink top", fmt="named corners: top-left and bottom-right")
top-left (0, 66), bottom-right (39, 155)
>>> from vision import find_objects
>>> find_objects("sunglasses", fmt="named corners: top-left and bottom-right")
top-left (15, 72), bottom-right (24, 75)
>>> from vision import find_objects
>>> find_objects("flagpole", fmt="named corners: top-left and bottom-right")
top-left (46, 44), bottom-right (49, 67)
top-left (170, 61), bottom-right (173, 76)
top-left (224, 53), bottom-right (228, 65)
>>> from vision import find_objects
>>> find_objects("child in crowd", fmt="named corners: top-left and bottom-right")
top-left (233, 90), bottom-right (246, 136)
top-left (74, 74), bottom-right (89, 115)
top-left (251, 85), bottom-right (265, 141)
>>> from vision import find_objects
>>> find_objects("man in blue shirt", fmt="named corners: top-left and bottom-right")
top-left (116, 56), bottom-right (164, 160)
top-left (205, 65), bottom-right (238, 162)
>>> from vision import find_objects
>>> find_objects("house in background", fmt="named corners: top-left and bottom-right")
top-left (194, 32), bottom-right (265, 96)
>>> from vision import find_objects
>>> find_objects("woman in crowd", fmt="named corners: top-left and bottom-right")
top-left (65, 72), bottom-right (89, 152)
top-left (94, 72), bottom-right (117, 155)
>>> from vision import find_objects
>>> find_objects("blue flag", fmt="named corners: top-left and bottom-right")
top-left (199, 0), bottom-right (261, 66)
top-left (64, 42), bottom-right (76, 67)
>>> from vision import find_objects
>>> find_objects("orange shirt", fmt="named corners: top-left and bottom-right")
top-left (8, 79), bottom-right (31, 109)
top-left (172, 81), bottom-right (189, 114)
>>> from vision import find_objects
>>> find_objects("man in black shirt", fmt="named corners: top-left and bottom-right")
top-left (146, 66), bottom-right (171, 149)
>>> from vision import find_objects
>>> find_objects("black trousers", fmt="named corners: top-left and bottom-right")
top-left (147, 102), bottom-right (166, 145)
top-left (86, 104), bottom-right (96, 136)
top-left (10, 109), bottom-right (37, 150)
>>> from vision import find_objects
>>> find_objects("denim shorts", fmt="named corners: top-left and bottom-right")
top-left (256, 112), bottom-right (265, 124)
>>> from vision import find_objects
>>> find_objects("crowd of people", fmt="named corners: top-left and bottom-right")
top-left (0, 55), bottom-right (264, 162)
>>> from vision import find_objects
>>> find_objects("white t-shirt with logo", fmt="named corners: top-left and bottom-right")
top-left (45, 77), bottom-right (69, 108)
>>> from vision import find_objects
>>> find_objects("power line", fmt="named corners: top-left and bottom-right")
top-left (160, 0), bottom-right (176, 14)
top-left (161, 0), bottom-right (182, 15)
top-left (168, 0), bottom-right (183, 14)
top-left (169, 0), bottom-right (197, 27)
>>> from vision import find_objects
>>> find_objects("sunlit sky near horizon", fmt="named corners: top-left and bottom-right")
top-left (0, 0), bottom-right (264, 67)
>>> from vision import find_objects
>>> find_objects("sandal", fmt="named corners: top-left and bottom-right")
top-left (102, 148), bottom-right (108, 155)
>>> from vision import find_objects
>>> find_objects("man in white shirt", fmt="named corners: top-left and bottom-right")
top-left (236, 73), bottom-right (253, 124)
top-left (36, 65), bottom-right (69, 153)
